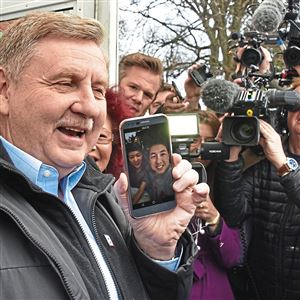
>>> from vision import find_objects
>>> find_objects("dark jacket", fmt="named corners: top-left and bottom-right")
top-left (214, 148), bottom-right (300, 300)
top-left (0, 143), bottom-right (197, 300)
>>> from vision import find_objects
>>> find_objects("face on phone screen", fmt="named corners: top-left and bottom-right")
top-left (120, 115), bottom-right (176, 218)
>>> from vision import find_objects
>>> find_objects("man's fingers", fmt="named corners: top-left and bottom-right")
top-left (173, 168), bottom-right (199, 192)
top-left (172, 156), bottom-right (191, 179)
top-left (193, 182), bottom-right (210, 200)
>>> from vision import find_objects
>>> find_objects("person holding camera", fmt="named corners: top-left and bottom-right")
top-left (188, 110), bottom-right (242, 300)
top-left (213, 80), bottom-right (300, 299)
top-left (160, 64), bottom-right (203, 114)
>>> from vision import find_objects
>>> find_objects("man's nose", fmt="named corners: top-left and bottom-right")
top-left (133, 90), bottom-right (143, 104)
top-left (156, 155), bottom-right (162, 163)
top-left (71, 87), bottom-right (102, 118)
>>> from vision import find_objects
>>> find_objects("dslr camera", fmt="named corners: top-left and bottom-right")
top-left (230, 31), bottom-right (280, 67)
top-left (223, 89), bottom-right (300, 146)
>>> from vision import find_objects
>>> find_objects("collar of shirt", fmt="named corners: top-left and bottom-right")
top-left (0, 136), bottom-right (86, 198)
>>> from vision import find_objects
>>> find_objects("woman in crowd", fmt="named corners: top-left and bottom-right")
top-left (89, 88), bottom-right (131, 175)
top-left (188, 110), bottom-right (241, 300)
top-left (126, 142), bottom-right (149, 204)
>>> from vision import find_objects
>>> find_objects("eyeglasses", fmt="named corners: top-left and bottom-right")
top-left (96, 129), bottom-right (114, 145)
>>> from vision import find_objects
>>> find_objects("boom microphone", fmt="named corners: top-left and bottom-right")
top-left (201, 79), bottom-right (241, 113)
top-left (251, 0), bottom-right (286, 33)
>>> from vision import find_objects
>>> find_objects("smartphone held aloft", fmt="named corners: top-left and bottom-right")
top-left (119, 114), bottom-right (176, 218)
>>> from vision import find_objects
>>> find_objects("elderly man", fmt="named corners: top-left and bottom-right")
top-left (0, 12), bottom-right (209, 300)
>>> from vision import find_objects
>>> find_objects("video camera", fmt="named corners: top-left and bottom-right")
top-left (230, 31), bottom-right (281, 68)
top-left (222, 88), bottom-right (300, 146)
top-left (167, 113), bottom-right (229, 160)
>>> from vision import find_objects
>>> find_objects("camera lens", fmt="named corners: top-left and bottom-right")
top-left (241, 48), bottom-right (263, 67)
top-left (231, 118), bottom-right (257, 145)
top-left (283, 46), bottom-right (300, 68)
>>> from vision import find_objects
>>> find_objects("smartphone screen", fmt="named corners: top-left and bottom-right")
top-left (120, 114), bottom-right (176, 218)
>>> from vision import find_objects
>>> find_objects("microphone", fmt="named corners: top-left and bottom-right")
top-left (267, 89), bottom-right (300, 111)
top-left (251, 0), bottom-right (286, 33)
top-left (201, 79), bottom-right (241, 113)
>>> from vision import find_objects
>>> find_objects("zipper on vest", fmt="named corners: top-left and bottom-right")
top-left (60, 198), bottom-right (116, 300)
top-left (90, 195), bottom-right (122, 300)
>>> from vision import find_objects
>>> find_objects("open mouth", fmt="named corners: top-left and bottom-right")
top-left (156, 164), bottom-right (164, 170)
top-left (58, 127), bottom-right (85, 138)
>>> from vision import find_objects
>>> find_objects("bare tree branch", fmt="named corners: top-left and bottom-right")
top-left (119, 0), bottom-right (260, 80)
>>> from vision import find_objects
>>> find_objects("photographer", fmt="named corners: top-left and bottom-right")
top-left (214, 78), bottom-right (300, 299)
top-left (232, 45), bottom-right (273, 87)
top-left (188, 110), bottom-right (241, 300)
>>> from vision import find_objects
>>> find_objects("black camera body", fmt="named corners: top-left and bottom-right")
top-left (222, 90), bottom-right (267, 146)
top-left (200, 141), bottom-right (230, 160)
top-left (221, 89), bottom-right (298, 146)
top-left (223, 116), bottom-right (260, 146)
top-left (230, 32), bottom-right (280, 67)
top-left (190, 64), bottom-right (213, 87)
top-left (283, 21), bottom-right (300, 67)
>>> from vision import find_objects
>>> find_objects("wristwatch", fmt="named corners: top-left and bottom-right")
top-left (277, 157), bottom-right (298, 177)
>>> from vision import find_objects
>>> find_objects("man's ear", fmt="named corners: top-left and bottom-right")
top-left (0, 68), bottom-right (10, 116)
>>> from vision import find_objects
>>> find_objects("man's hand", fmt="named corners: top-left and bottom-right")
top-left (259, 119), bottom-right (286, 169)
top-left (184, 64), bottom-right (202, 111)
top-left (114, 153), bottom-right (210, 260)
top-left (161, 92), bottom-right (189, 114)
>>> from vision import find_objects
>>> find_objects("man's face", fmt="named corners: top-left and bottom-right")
top-left (119, 66), bottom-right (161, 117)
top-left (149, 90), bottom-right (173, 114)
top-left (0, 37), bottom-right (108, 178)
top-left (149, 144), bottom-right (170, 175)
top-left (128, 150), bottom-right (143, 169)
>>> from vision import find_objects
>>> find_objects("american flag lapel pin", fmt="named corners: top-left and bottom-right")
top-left (104, 234), bottom-right (114, 247)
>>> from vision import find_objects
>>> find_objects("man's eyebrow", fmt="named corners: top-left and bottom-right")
top-left (48, 70), bottom-right (75, 80)
top-left (48, 68), bottom-right (108, 85)
top-left (144, 90), bottom-right (155, 99)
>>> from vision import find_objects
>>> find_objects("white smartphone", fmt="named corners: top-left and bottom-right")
top-left (119, 114), bottom-right (176, 218)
